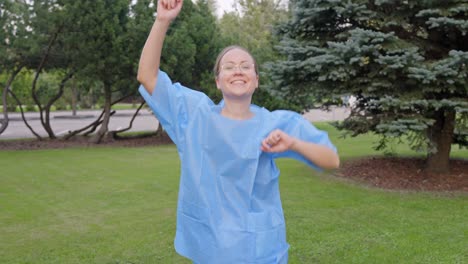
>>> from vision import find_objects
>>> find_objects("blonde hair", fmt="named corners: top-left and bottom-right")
top-left (213, 45), bottom-right (259, 77)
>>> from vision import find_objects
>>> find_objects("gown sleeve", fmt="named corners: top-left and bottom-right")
top-left (271, 110), bottom-right (337, 171)
top-left (138, 70), bottom-right (210, 147)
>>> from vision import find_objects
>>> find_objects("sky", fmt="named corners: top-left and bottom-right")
top-left (213, 0), bottom-right (289, 18)
top-left (214, 0), bottom-right (236, 17)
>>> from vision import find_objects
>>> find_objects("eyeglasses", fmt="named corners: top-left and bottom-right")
top-left (220, 62), bottom-right (255, 73)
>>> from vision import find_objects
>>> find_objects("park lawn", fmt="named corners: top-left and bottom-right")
top-left (0, 123), bottom-right (466, 263)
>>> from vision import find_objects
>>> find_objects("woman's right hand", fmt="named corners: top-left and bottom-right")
top-left (157, 0), bottom-right (183, 22)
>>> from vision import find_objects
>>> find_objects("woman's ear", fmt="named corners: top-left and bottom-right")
top-left (216, 77), bottom-right (221, 90)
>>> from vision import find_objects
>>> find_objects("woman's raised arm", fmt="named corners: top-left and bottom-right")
top-left (137, 0), bottom-right (183, 94)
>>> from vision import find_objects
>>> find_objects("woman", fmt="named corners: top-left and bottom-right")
top-left (137, 0), bottom-right (340, 263)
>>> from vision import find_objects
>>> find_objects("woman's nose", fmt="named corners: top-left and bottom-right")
top-left (233, 65), bottom-right (243, 73)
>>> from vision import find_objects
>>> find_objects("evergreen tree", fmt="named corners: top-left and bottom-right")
top-left (63, 0), bottom-right (135, 142)
top-left (270, 0), bottom-right (468, 173)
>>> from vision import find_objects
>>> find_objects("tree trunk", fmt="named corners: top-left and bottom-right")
top-left (91, 82), bottom-right (112, 144)
top-left (41, 71), bottom-right (74, 139)
top-left (66, 94), bottom-right (129, 141)
top-left (30, 26), bottom-right (63, 139)
top-left (71, 77), bottom-right (77, 116)
top-left (1, 66), bottom-right (23, 135)
top-left (425, 109), bottom-right (455, 173)
top-left (110, 101), bottom-right (144, 135)
top-left (8, 89), bottom-right (43, 140)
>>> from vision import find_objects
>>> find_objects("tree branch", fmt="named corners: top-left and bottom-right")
top-left (110, 101), bottom-right (145, 135)
top-left (7, 89), bottom-right (43, 140)
top-left (1, 65), bottom-right (24, 135)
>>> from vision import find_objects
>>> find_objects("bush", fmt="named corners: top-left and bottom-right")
top-left (26, 105), bottom-right (36, 112)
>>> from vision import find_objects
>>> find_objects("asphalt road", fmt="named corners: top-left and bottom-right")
top-left (0, 107), bottom-right (349, 140)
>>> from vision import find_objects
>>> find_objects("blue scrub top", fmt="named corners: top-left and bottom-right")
top-left (139, 70), bottom-right (337, 264)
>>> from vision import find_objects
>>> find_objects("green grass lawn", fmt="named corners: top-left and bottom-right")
top-left (0, 124), bottom-right (466, 263)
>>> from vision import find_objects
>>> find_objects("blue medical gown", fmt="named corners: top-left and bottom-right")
top-left (139, 70), bottom-right (337, 264)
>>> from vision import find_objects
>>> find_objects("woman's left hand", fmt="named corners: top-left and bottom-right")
top-left (261, 129), bottom-right (340, 169)
top-left (261, 129), bottom-right (296, 153)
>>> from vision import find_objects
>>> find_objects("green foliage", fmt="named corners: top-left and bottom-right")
top-left (270, 0), bottom-right (468, 165)
top-left (64, 0), bottom-right (132, 87)
top-left (162, 0), bottom-right (224, 95)
top-left (163, 23), bottom-right (197, 85)
top-left (220, 0), bottom-right (289, 64)
top-left (1, 0), bottom-right (226, 114)
top-left (0, 1), bottom-right (36, 70)
top-left (1, 70), bottom-right (36, 110)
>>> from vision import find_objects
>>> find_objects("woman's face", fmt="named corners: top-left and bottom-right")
top-left (215, 48), bottom-right (259, 101)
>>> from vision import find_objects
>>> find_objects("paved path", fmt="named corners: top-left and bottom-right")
top-left (0, 107), bottom-right (349, 140)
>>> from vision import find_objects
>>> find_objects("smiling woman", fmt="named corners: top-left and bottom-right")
top-left (214, 46), bottom-right (259, 119)
top-left (136, 0), bottom-right (339, 263)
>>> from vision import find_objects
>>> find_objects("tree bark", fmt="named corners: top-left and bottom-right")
top-left (63, 110), bottom-right (115, 140)
top-left (30, 26), bottom-right (63, 139)
top-left (110, 101), bottom-right (144, 135)
top-left (41, 70), bottom-right (74, 139)
top-left (1, 66), bottom-right (23, 135)
top-left (90, 82), bottom-right (112, 144)
top-left (71, 77), bottom-right (78, 116)
top-left (8, 89), bottom-right (43, 139)
top-left (64, 94), bottom-right (130, 141)
top-left (425, 109), bottom-right (455, 173)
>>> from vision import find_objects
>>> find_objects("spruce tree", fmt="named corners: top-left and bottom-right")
top-left (270, 0), bottom-right (468, 173)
